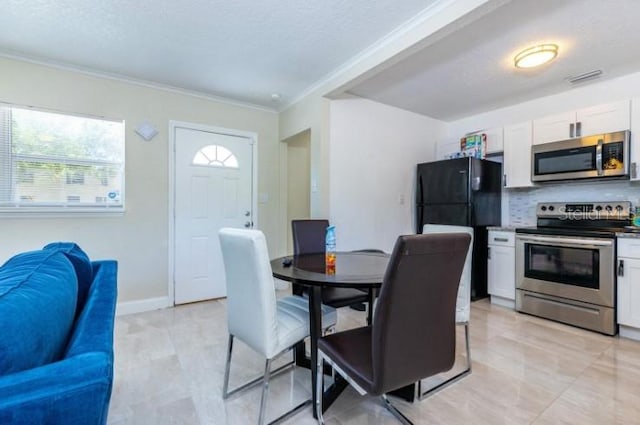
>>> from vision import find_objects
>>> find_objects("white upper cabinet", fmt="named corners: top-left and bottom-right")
top-left (503, 121), bottom-right (534, 188)
top-left (483, 127), bottom-right (504, 154)
top-left (577, 100), bottom-right (630, 136)
top-left (532, 111), bottom-right (575, 145)
top-left (533, 100), bottom-right (631, 145)
top-left (631, 97), bottom-right (640, 181)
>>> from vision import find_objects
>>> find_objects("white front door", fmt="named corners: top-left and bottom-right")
top-left (174, 126), bottom-right (254, 304)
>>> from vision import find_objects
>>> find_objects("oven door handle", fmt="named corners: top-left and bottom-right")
top-left (516, 234), bottom-right (612, 248)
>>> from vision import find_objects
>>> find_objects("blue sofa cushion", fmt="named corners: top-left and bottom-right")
top-left (43, 242), bottom-right (93, 309)
top-left (0, 250), bottom-right (78, 375)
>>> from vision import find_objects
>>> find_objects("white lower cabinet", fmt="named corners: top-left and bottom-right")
top-left (617, 239), bottom-right (640, 339)
top-left (487, 230), bottom-right (515, 308)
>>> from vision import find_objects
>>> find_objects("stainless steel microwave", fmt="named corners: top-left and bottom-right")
top-left (531, 130), bottom-right (630, 182)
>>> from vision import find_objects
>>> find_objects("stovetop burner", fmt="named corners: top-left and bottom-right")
top-left (515, 201), bottom-right (632, 238)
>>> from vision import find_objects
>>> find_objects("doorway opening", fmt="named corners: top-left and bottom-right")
top-left (283, 129), bottom-right (311, 254)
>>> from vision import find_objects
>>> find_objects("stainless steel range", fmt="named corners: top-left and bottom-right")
top-left (515, 201), bottom-right (631, 335)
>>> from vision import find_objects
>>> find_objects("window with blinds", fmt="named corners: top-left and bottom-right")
top-left (0, 104), bottom-right (125, 212)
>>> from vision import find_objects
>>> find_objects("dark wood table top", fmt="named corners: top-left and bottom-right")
top-left (270, 251), bottom-right (389, 288)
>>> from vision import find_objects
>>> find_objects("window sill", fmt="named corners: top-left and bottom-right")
top-left (0, 207), bottom-right (125, 218)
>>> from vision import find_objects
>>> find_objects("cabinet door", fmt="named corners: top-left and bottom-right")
top-left (484, 127), bottom-right (504, 154)
top-left (503, 121), bottom-right (534, 188)
top-left (577, 100), bottom-right (630, 137)
top-left (533, 111), bottom-right (575, 144)
top-left (618, 257), bottom-right (640, 328)
top-left (487, 245), bottom-right (515, 300)
top-left (631, 97), bottom-right (640, 180)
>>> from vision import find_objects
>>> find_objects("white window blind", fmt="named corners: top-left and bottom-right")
top-left (0, 104), bottom-right (125, 212)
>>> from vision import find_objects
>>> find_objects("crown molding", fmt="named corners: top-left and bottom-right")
top-left (0, 51), bottom-right (278, 114)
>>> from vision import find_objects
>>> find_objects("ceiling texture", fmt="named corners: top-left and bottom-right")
top-left (0, 0), bottom-right (436, 109)
top-left (1, 0), bottom-right (640, 120)
top-left (347, 0), bottom-right (640, 120)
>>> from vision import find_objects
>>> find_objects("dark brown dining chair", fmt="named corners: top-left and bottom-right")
top-left (315, 233), bottom-right (471, 424)
top-left (291, 220), bottom-right (370, 309)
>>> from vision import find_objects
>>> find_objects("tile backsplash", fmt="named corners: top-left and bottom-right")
top-left (507, 180), bottom-right (640, 227)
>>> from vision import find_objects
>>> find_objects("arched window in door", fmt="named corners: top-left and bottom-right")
top-left (192, 145), bottom-right (239, 168)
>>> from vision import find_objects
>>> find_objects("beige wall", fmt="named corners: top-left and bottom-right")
top-left (0, 57), bottom-right (280, 307)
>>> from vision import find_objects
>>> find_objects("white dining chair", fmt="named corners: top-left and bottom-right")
top-left (219, 227), bottom-right (337, 425)
top-left (418, 224), bottom-right (473, 399)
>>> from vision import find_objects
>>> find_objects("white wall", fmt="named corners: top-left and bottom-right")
top-left (0, 57), bottom-right (280, 309)
top-left (329, 97), bottom-right (446, 252)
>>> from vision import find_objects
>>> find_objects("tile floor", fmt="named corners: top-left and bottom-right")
top-left (108, 295), bottom-right (640, 424)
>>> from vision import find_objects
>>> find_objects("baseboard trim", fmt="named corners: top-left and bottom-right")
top-left (619, 325), bottom-right (640, 341)
top-left (116, 296), bottom-right (172, 316)
top-left (490, 295), bottom-right (515, 310)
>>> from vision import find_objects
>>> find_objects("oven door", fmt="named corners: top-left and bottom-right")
top-left (515, 234), bottom-right (614, 307)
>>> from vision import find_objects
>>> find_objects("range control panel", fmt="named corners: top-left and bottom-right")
top-left (536, 201), bottom-right (631, 219)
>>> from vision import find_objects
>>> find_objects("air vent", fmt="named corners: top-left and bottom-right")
top-left (567, 70), bottom-right (603, 85)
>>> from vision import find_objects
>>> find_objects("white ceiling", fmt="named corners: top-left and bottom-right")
top-left (348, 0), bottom-right (640, 121)
top-left (2, 1), bottom-right (640, 120)
top-left (0, 0), bottom-right (436, 109)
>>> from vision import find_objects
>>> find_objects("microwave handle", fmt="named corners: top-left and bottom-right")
top-left (596, 138), bottom-right (603, 175)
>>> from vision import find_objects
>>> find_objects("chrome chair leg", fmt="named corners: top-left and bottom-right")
top-left (381, 394), bottom-right (413, 425)
top-left (464, 322), bottom-right (472, 372)
top-left (222, 334), bottom-right (234, 399)
top-left (417, 322), bottom-right (471, 400)
top-left (316, 353), bottom-right (325, 425)
top-left (258, 359), bottom-right (272, 425)
top-left (223, 339), bottom-right (310, 425)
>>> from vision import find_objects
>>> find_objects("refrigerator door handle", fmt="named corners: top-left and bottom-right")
top-left (471, 176), bottom-right (481, 191)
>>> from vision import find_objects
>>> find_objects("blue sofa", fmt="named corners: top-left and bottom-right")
top-left (0, 243), bottom-right (118, 425)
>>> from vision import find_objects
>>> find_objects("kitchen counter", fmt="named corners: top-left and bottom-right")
top-left (616, 231), bottom-right (640, 239)
top-left (487, 226), bottom-right (516, 232)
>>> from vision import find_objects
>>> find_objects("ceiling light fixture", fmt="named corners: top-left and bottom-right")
top-left (514, 44), bottom-right (558, 69)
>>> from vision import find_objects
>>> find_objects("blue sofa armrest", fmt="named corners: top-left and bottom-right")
top-left (0, 352), bottom-right (112, 425)
top-left (0, 259), bottom-right (118, 425)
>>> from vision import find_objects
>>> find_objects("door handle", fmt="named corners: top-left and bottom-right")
top-left (244, 221), bottom-right (252, 228)
top-left (596, 138), bottom-right (603, 176)
top-left (576, 121), bottom-right (582, 137)
top-left (569, 123), bottom-right (575, 138)
top-left (618, 259), bottom-right (624, 277)
top-left (487, 247), bottom-right (491, 260)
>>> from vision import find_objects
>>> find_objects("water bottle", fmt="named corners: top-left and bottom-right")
top-left (325, 225), bottom-right (336, 274)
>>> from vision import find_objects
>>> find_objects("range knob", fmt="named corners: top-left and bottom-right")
top-left (541, 206), bottom-right (547, 211)
top-left (605, 205), bottom-right (613, 212)
top-left (595, 205), bottom-right (603, 211)
top-left (548, 205), bottom-right (555, 211)
top-left (616, 205), bottom-right (624, 212)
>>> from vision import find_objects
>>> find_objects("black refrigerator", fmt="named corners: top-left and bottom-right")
top-left (416, 157), bottom-right (502, 300)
